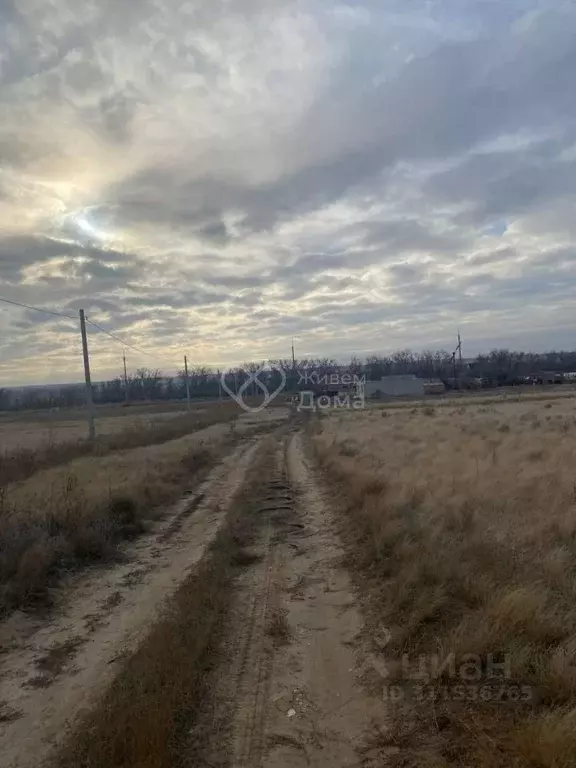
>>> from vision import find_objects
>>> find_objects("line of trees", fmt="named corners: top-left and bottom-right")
top-left (2, 349), bottom-right (576, 411)
top-left (363, 349), bottom-right (576, 384)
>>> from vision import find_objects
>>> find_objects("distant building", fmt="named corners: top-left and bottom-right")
top-left (363, 375), bottom-right (425, 399)
top-left (531, 371), bottom-right (564, 385)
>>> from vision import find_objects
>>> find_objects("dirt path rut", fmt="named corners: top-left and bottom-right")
top-left (206, 431), bottom-right (386, 768)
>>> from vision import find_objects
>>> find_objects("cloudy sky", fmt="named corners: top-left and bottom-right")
top-left (1, 0), bottom-right (575, 384)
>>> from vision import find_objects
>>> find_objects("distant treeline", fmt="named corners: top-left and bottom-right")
top-left (2, 349), bottom-right (576, 411)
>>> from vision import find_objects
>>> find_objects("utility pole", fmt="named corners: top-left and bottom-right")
top-left (451, 331), bottom-right (462, 390)
top-left (184, 355), bottom-right (191, 411)
top-left (79, 309), bottom-right (96, 441)
top-left (123, 351), bottom-right (129, 404)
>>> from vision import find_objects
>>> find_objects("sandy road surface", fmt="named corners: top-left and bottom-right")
top-left (0, 438), bottom-right (262, 768)
top-left (202, 430), bottom-right (387, 767)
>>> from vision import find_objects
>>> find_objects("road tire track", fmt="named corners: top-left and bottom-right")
top-left (200, 429), bottom-right (388, 768)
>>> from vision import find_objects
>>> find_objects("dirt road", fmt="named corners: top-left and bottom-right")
top-left (198, 429), bottom-right (386, 767)
top-left (0, 425), bottom-right (386, 767)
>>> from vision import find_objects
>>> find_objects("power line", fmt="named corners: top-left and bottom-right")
top-left (0, 294), bottom-right (173, 366)
top-left (85, 317), bottom-right (153, 357)
top-left (0, 295), bottom-right (76, 320)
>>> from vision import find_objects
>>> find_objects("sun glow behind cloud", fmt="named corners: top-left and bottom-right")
top-left (66, 212), bottom-right (109, 243)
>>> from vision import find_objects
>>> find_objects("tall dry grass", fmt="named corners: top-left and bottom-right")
top-left (312, 397), bottom-right (576, 767)
top-left (0, 429), bottom-right (228, 616)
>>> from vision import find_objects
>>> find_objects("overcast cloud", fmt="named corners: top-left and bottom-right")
top-left (1, 0), bottom-right (575, 384)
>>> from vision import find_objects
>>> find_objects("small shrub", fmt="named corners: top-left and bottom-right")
top-left (181, 446), bottom-right (214, 473)
top-left (266, 608), bottom-right (291, 647)
top-left (107, 496), bottom-right (138, 527)
top-left (70, 522), bottom-right (111, 562)
top-left (363, 477), bottom-right (389, 496)
top-left (5, 537), bottom-right (59, 609)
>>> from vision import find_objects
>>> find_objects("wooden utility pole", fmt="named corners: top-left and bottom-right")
top-left (451, 331), bottom-right (463, 389)
top-left (79, 309), bottom-right (96, 441)
top-left (123, 352), bottom-right (129, 404)
top-left (184, 355), bottom-right (191, 411)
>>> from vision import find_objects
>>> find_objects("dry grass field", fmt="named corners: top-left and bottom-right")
top-left (0, 401), bottom-right (241, 486)
top-left (0, 401), bottom-right (213, 452)
top-left (312, 393), bottom-right (576, 767)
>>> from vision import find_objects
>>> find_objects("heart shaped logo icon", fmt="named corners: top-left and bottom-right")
top-left (220, 364), bottom-right (286, 412)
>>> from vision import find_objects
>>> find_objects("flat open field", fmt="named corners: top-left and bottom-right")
top-left (368, 386), bottom-right (576, 419)
top-left (2, 393), bottom-right (576, 768)
top-left (0, 401), bottom-right (211, 452)
top-left (2, 386), bottom-right (573, 452)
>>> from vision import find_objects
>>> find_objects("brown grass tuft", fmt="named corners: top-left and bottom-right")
top-left (266, 607), bottom-right (291, 647)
